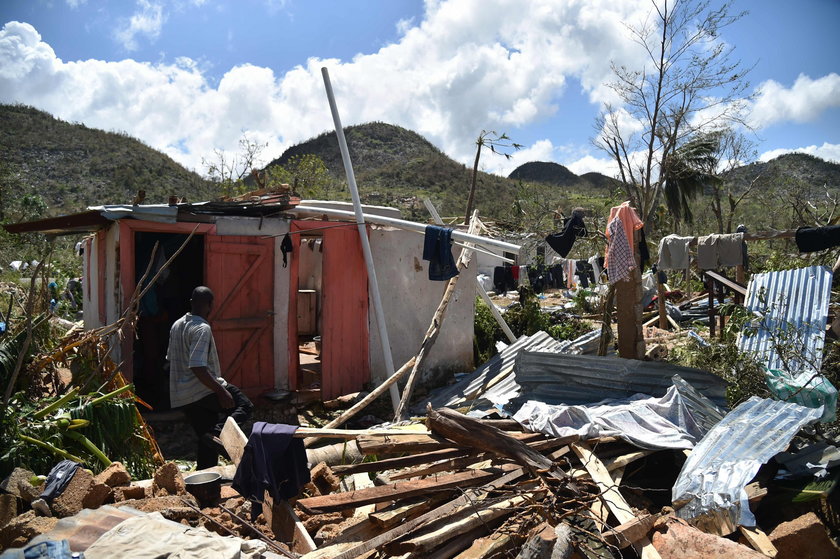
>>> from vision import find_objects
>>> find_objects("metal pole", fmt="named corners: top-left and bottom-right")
top-left (321, 67), bottom-right (400, 412)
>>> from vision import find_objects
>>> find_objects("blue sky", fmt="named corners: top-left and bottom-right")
top-left (1, 0), bottom-right (838, 178)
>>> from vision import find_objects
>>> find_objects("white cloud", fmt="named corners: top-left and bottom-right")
top-left (759, 143), bottom-right (840, 164)
top-left (0, 1), bottom-right (714, 179)
top-left (565, 154), bottom-right (618, 178)
top-left (749, 73), bottom-right (840, 129)
top-left (114, 0), bottom-right (165, 52)
top-left (490, 139), bottom-right (557, 177)
top-left (66, 0), bottom-right (87, 8)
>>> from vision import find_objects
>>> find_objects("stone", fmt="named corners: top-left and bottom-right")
top-left (306, 463), bottom-right (340, 497)
top-left (94, 461), bottom-right (131, 487)
top-left (769, 512), bottom-right (840, 559)
top-left (51, 468), bottom-right (94, 518)
top-left (15, 479), bottom-right (42, 504)
top-left (0, 494), bottom-right (17, 530)
top-left (0, 468), bottom-right (36, 500)
top-left (651, 517), bottom-right (764, 559)
top-left (115, 485), bottom-right (147, 501)
top-left (152, 462), bottom-right (186, 496)
top-left (82, 481), bottom-right (113, 509)
top-left (0, 511), bottom-right (58, 550)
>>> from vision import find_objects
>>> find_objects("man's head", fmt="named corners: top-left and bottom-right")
top-left (190, 286), bottom-right (214, 318)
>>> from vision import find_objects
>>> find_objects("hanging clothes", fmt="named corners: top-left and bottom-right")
top-left (696, 233), bottom-right (744, 270)
top-left (658, 235), bottom-right (693, 270)
top-left (280, 233), bottom-right (293, 268)
top-left (795, 225), bottom-right (840, 253)
top-left (422, 225), bottom-right (458, 281)
top-left (607, 216), bottom-right (633, 284)
top-left (545, 212), bottom-right (588, 258)
top-left (588, 255), bottom-right (603, 285)
top-left (604, 201), bottom-right (644, 267)
top-left (565, 259), bottom-right (576, 289)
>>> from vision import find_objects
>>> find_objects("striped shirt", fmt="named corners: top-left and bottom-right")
top-left (167, 313), bottom-right (222, 408)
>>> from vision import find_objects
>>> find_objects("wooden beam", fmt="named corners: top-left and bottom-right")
top-left (601, 513), bottom-right (657, 549)
top-left (571, 442), bottom-right (662, 559)
top-left (263, 491), bottom-right (317, 554)
top-left (219, 416), bottom-right (248, 466)
top-left (331, 447), bottom-right (472, 475)
top-left (739, 526), bottom-right (778, 557)
top-left (704, 270), bottom-right (747, 297)
top-left (330, 468), bottom-right (526, 559)
top-left (296, 467), bottom-right (507, 514)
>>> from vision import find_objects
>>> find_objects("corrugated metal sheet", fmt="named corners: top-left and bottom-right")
top-left (23, 505), bottom-right (144, 552)
top-left (90, 204), bottom-right (179, 223)
top-left (673, 396), bottom-right (823, 527)
top-left (738, 265), bottom-right (833, 374)
top-left (417, 331), bottom-right (570, 412)
top-left (503, 351), bottom-right (728, 411)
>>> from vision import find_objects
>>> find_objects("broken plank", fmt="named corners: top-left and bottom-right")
top-left (601, 513), bottom-right (657, 549)
top-left (427, 406), bottom-right (574, 485)
top-left (356, 430), bottom-right (544, 455)
top-left (392, 493), bottom-right (540, 554)
top-left (263, 490), bottom-right (316, 554)
top-left (296, 427), bottom-right (432, 438)
top-left (331, 448), bottom-right (472, 475)
top-left (571, 442), bottom-right (662, 559)
top-left (330, 467), bottom-right (526, 559)
top-left (571, 450), bottom-right (653, 479)
top-left (388, 454), bottom-right (495, 481)
top-left (370, 497), bottom-right (444, 530)
top-left (739, 526), bottom-right (778, 557)
top-left (219, 416), bottom-right (249, 466)
top-left (296, 467), bottom-right (506, 514)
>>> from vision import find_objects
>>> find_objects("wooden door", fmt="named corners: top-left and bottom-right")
top-left (205, 235), bottom-right (274, 396)
top-left (321, 225), bottom-right (370, 399)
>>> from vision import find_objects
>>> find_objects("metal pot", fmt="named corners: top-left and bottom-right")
top-left (184, 472), bottom-right (221, 507)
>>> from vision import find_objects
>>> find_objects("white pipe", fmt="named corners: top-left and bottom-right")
top-left (291, 205), bottom-right (522, 255)
top-left (476, 279), bottom-right (517, 343)
top-left (321, 67), bottom-right (401, 413)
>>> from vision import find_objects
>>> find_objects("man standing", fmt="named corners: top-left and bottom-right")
top-left (167, 286), bottom-right (253, 469)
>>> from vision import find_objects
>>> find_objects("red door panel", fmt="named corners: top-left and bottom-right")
top-left (205, 235), bottom-right (274, 396)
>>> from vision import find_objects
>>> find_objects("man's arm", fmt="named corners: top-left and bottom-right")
top-left (190, 366), bottom-right (235, 409)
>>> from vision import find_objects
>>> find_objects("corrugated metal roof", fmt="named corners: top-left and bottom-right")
top-left (738, 265), bottom-right (833, 374)
top-left (418, 331), bottom-right (571, 412)
top-left (673, 396), bottom-right (823, 527)
top-left (504, 351), bottom-right (728, 410)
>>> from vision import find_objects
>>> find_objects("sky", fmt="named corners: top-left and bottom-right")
top-left (0, 0), bottom-right (838, 181)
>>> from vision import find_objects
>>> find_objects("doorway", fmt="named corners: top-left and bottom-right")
top-left (132, 232), bottom-right (204, 410)
top-left (296, 235), bottom-right (323, 391)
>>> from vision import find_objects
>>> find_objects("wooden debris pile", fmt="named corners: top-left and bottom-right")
top-left (280, 407), bottom-right (675, 559)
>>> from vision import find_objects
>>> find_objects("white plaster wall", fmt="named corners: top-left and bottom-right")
top-left (367, 227), bottom-right (475, 385)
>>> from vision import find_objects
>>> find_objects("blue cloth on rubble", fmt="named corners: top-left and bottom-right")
top-left (422, 225), bottom-right (458, 281)
top-left (232, 422), bottom-right (310, 505)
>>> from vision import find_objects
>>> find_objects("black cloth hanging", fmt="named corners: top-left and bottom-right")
top-left (233, 422), bottom-right (310, 511)
top-left (280, 233), bottom-right (293, 268)
top-left (493, 266), bottom-right (516, 294)
top-left (545, 213), bottom-right (587, 258)
top-left (422, 225), bottom-right (458, 281)
top-left (39, 460), bottom-right (80, 503)
top-left (795, 225), bottom-right (840, 253)
top-left (638, 226), bottom-right (651, 270)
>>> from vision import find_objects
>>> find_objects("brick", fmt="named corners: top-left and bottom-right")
top-left (651, 517), bottom-right (765, 559)
top-left (94, 461), bottom-right (131, 487)
top-left (115, 485), bottom-right (147, 501)
top-left (81, 482), bottom-right (113, 509)
top-left (152, 462), bottom-right (186, 496)
top-left (769, 512), bottom-right (840, 559)
top-left (0, 511), bottom-right (58, 550)
top-left (51, 468), bottom-right (94, 518)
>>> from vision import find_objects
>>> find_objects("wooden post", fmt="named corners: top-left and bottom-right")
top-left (657, 277), bottom-right (668, 330)
top-left (717, 276), bottom-right (726, 341)
top-left (706, 274), bottom-right (716, 339)
top-left (616, 228), bottom-right (645, 359)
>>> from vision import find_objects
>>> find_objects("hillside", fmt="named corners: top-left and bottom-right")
top-left (507, 161), bottom-right (620, 192)
top-left (263, 122), bottom-right (527, 220)
top-left (722, 152), bottom-right (840, 191)
top-left (0, 104), bottom-right (215, 215)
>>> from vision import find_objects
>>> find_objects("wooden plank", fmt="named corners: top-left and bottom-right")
top-left (297, 427), bottom-right (432, 439)
top-left (388, 454), bottom-right (494, 481)
top-left (571, 442), bottom-right (662, 559)
top-left (331, 448), bottom-right (471, 475)
top-left (739, 526), bottom-right (778, 557)
top-left (602, 513), bottom-right (656, 549)
top-left (219, 416), bottom-right (249, 466)
top-left (296, 468), bottom-right (506, 514)
top-left (370, 498), bottom-right (440, 530)
top-left (704, 269), bottom-right (747, 297)
top-left (263, 491), bottom-right (317, 554)
top-left (356, 430), bottom-right (543, 455)
top-left (330, 468), bottom-right (526, 559)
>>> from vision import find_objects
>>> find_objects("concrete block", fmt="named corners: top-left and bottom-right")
top-left (115, 485), bottom-right (147, 501)
top-left (81, 481), bottom-right (113, 509)
top-left (651, 517), bottom-right (765, 559)
top-left (0, 494), bottom-right (17, 530)
top-left (151, 462), bottom-right (186, 496)
top-left (50, 468), bottom-right (93, 518)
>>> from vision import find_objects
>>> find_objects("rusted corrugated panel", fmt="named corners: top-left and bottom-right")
top-left (23, 505), bottom-right (143, 552)
top-left (738, 265), bottom-right (832, 374)
top-left (673, 396), bottom-right (822, 527)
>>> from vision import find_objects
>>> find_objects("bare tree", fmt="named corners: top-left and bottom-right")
top-left (595, 0), bottom-right (753, 228)
top-left (709, 129), bottom-right (759, 233)
top-left (202, 134), bottom-right (268, 197)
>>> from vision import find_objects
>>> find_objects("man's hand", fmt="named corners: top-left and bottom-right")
top-left (216, 387), bottom-right (235, 409)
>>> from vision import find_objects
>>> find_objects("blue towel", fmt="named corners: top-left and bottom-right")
top-left (423, 225), bottom-right (459, 281)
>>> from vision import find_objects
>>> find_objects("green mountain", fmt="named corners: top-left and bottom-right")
top-left (0, 104), bottom-right (214, 216)
top-left (507, 160), bottom-right (620, 191)
top-left (722, 152), bottom-right (840, 191)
